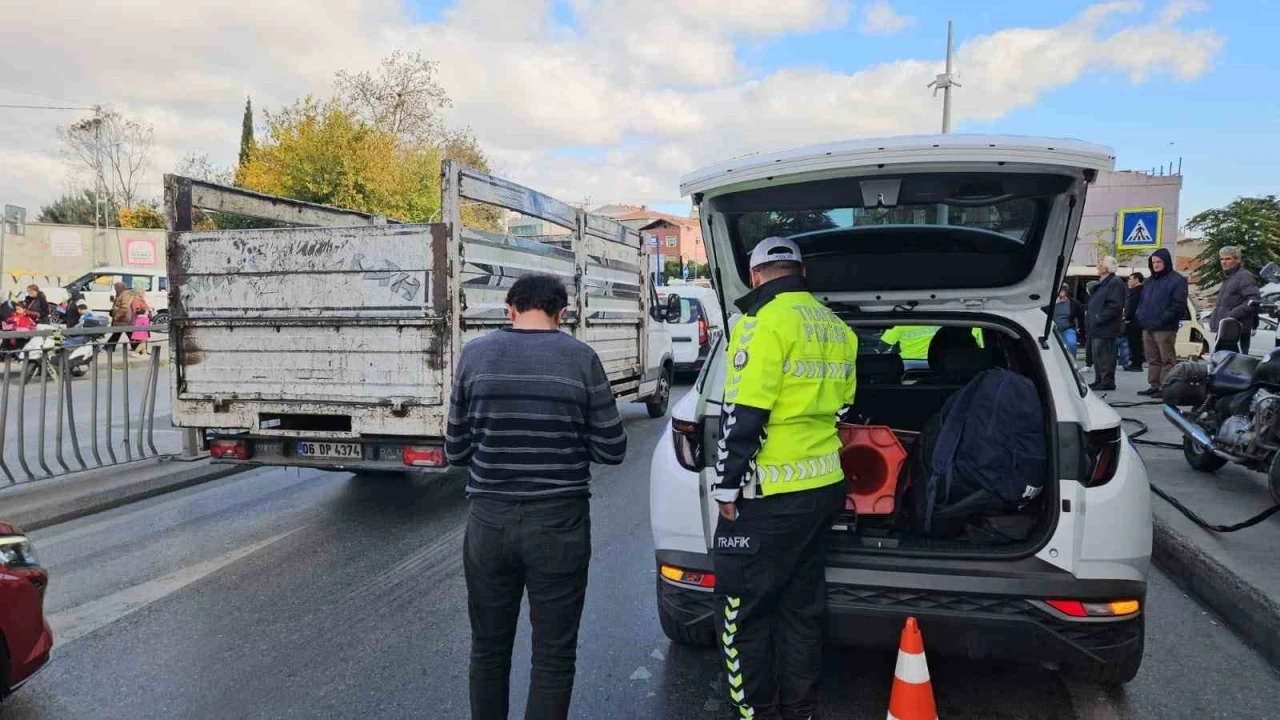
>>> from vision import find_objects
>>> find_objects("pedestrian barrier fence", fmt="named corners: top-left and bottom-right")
top-left (0, 323), bottom-right (170, 486)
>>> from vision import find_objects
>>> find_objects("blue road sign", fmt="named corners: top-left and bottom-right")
top-left (1117, 207), bottom-right (1163, 250)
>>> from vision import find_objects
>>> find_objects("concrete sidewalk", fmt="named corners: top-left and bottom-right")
top-left (0, 456), bottom-right (246, 531)
top-left (1092, 365), bottom-right (1280, 669)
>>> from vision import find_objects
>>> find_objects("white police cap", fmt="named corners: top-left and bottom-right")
top-left (748, 236), bottom-right (803, 269)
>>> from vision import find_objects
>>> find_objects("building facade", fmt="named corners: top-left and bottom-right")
top-left (1, 222), bottom-right (166, 296)
top-left (1076, 169), bottom-right (1182, 266)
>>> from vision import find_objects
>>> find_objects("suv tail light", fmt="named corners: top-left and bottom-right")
top-left (660, 564), bottom-right (715, 589)
top-left (403, 446), bottom-right (445, 467)
top-left (1046, 598), bottom-right (1140, 618)
top-left (209, 439), bottom-right (249, 460)
top-left (672, 418), bottom-right (704, 472)
top-left (698, 317), bottom-right (709, 346)
top-left (1084, 427), bottom-right (1121, 487)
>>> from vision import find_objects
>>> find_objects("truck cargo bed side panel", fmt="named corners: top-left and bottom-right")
top-left (169, 224), bottom-right (445, 432)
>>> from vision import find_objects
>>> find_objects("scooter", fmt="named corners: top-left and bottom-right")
top-left (1163, 316), bottom-right (1280, 504)
top-left (20, 324), bottom-right (100, 384)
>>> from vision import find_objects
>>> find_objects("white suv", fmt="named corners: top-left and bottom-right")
top-left (649, 135), bottom-right (1152, 684)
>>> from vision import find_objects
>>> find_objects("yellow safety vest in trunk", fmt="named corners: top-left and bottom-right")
top-left (722, 282), bottom-right (858, 496)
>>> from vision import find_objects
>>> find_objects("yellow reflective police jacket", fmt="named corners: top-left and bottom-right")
top-left (713, 275), bottom-right (859, 501)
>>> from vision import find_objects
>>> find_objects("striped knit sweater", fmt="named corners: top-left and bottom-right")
top-left (444, 329), bottom-right (627, 499)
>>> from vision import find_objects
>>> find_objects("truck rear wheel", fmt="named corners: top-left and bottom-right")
top-left (646, 366), bottom-right (672, 419)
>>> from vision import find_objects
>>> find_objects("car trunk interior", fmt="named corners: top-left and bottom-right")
top-left (822, 316), bottom-right (1058, 559)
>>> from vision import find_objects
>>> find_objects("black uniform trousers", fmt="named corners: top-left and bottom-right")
top-left (713, 481), bottom-right (846, 720)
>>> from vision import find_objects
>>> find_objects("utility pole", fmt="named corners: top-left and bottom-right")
top-left (927, 21), bottom-right (960, 133)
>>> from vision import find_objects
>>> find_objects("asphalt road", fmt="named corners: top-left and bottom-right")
top-left (4, 389), bottom-right (1279, 719)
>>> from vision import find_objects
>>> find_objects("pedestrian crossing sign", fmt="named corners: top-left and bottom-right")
top-left (1117, 207), bottom-right (1163, 249)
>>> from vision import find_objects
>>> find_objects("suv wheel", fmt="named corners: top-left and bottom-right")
top-left (656, 578), bottom-right (715, 647)
top-left (1183, 436), bottom-right (1227, 473)
top-left (1069, 616), bottom-right (1144, 686)
top-left (646, 366), bottom-right (672, 419)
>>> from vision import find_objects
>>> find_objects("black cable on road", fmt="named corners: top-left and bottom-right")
top-left (1109, 399), bottom-right (1280, 532)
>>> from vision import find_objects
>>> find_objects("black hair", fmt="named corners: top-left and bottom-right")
top-left (506, 274), bottom-right (569, 316)
top-left (1130, 272), bottom-right (1144, 282)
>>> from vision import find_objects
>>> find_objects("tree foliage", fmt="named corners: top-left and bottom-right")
top-left (239, 98), bottom-right (443, 222)
top-left (238, 96), bottom-right (255, 180)
top-left (1088, 227), bottom-right (1146, 266)
top-left (335, 50), bottom-right (451, 142)
top-left (37, 189), bottom-right (102, 225)
top-left (58, 107), bottom-right (154, 212)
top-left (117, 202), bottom-right (165, 229)
top-left (1188, 196), bottom-right (1280, 288)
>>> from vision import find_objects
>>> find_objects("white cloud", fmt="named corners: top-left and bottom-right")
top-left (860, 1), bottom-right (916, 35)
top-left (0, 0), bottom-right (1222, 216)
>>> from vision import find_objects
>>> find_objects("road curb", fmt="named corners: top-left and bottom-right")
top-left (5, 460), bottom-right (250, 531)
top-left (1152, 514), bottom-right (1280, 670)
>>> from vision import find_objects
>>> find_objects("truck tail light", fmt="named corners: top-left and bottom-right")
top-left (403, 445), bottom-right (445, 467)
top-left (209, 439), bottom-right (249, 460)
top-left (1084, 427), bottom-right (1121, 487)
top-left (698, 317), bottom-right (709, 346)
top-left (671, 418), bottom-right (704, 472)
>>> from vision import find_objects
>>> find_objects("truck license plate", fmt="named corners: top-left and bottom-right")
top-left (296, 442), bottom-right (360, 459)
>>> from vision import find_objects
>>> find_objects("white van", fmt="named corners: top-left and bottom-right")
top-left (46, 268), bottom-right (169, 321)
top-left (657, 283), bottom-right (725, 375)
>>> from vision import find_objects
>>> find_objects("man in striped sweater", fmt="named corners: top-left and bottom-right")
top-left (445, 273), bottom-right (627, 720)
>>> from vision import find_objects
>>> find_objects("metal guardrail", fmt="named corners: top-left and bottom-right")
top-left (0, 324), bottom-right (170, 486)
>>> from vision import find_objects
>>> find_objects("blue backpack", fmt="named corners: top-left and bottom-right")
top-left (918, 368), bottom-right (1047, 534)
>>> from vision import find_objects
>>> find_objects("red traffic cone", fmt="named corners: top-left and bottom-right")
top-left (887, 617), bottom-right (938, 720)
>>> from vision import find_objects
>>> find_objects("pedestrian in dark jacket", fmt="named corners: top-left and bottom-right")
top-left (1123, 272), bottom-right (1146, 371)
top-left (1135, 247), bottom-right (1188, 396)
top-left (1208, 246), bottom-right (1260, 354)
top-left (21, 285), bottom-right (51, 323)
top-left (1087, 256), bottom-right (1126, 391)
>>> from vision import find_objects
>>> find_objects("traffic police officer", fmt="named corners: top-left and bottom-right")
top-left (713, 236), bottom-right (858, 720)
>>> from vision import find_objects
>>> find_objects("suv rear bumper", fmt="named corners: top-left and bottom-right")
top-left (655, 550), bottom-right (1144, 667)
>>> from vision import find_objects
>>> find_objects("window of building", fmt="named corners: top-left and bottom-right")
top-left (665, 236), bottom-right (677, 248)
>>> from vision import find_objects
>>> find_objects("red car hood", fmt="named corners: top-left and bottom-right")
top-left (0, 520), bottom-right (25, 536)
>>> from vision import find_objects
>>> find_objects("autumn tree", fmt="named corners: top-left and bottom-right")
top-left (238, 98), bottom-right (442, 222)
top-left (117, 202), bottom-right (165, 229)
top-left (335, 50), bottom-right (451, 142)
top-left (1189, 196), bottom-right (1280, 288)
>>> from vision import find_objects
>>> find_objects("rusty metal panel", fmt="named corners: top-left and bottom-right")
top-left (178, 323), bottom-right (443, 406)
top-left (458, 227), bottom-right (579, 326)
top-left (171, 225), bottom-right (436, 320)
top-left (456, 166), bottom-right (577, 231)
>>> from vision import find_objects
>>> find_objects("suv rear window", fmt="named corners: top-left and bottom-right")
top-left (712, 172), bottom-right (1073, 294)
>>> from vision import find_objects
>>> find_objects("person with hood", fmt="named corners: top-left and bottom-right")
top-left (1135, 247), bottom-right (1189, 396)
top-left (1086, 256), bottom-right (1126, 391)
top-left (1123, 272), bottom-right (1146, 371)
top-left (1208, 246), bottom-right (1260, 355)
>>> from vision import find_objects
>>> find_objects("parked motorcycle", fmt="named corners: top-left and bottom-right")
top-left (1164, 316), bottom-right (1280, 503)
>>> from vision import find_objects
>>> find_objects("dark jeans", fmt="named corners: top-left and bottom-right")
top-left (106, 331), bottom-right (139, 353)
top-left (713, 481), bottom-right (847, 720)
top-left (465, 496), bottom-right (591, 720)
top-left (1125, 326), bottom-right (1145, 367)
top-left (1091, 337), bottom-right (1117, 388)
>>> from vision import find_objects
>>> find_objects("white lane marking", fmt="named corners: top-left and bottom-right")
top-left (630, 666), bottom-right (652, 681)
top-left (49, 528), bottom-right (300, 644)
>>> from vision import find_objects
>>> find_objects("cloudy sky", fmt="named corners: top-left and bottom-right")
top-left (0, 0), bottom-right (1274, 223)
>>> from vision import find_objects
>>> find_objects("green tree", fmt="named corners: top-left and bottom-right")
top-left (238, 96), bottom-right (255, 179)
top-left (1188, 196), bottom-right (1280, 288)
top-left (37, 189), bottom-right (103, 225)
